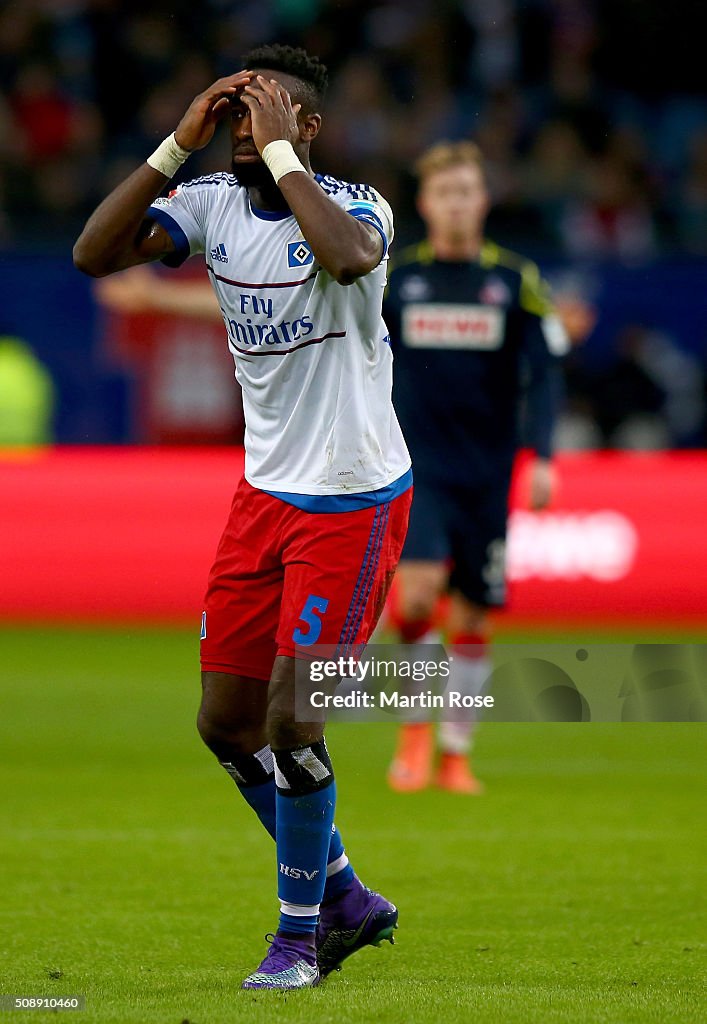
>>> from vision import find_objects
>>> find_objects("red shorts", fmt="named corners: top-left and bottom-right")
top-left (200, 478), bottom-right (412, 680)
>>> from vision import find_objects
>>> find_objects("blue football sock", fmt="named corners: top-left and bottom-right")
top-left (275, 779), bottom-right (335, 906)
top-left (324, 822), bottom-right (355, 900)
top-left (221, 748), bottom-right (354, 900)
top-left (273, 743), bottom-right (337, 935)
top-left (239, 778), bottom-right (276, 838)
top-left (277, 910), bottom-right (319, 936)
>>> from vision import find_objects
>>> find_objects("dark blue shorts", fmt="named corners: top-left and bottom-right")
top-left (401, 477), bottom-right (511, 607)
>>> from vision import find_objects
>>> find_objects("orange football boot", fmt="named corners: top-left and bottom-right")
top-left (387, 722), bottom-right (434, 792)
top-left (434, 752), bottom-right (485, 794)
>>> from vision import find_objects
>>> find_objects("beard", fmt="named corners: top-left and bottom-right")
top-left (231, 158), bottom-right (275, 189)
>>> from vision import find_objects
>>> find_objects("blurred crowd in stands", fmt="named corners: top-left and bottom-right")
top-left (558, 319), bottom-right (706, 451)
top-left (1, 0), bottom-right (706, 448)
top-left (2, 0), bottom-right (705, 258)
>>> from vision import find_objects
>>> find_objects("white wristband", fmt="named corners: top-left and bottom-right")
top-left (262, 140), bottom-right (306, 184)
top-left (146, 132), bottom-right (192, 179)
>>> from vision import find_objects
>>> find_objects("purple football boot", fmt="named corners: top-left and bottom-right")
top-left (241, 932), bottom-right (320, 990)
top-left (316, 876), bottom-right (398, 977)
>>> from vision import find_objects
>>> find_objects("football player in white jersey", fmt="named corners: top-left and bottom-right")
top-left (75, 44), bottom-right (411, 990)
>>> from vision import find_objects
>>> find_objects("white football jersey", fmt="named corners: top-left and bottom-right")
top-left (149, 172), bottom-right (411, 510)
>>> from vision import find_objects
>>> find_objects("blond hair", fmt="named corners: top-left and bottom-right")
top-left (414, 140), bottom-right (486, 184)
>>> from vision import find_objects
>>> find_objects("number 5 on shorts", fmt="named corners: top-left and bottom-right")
top-left (293, 594), bottom-right (329, 646)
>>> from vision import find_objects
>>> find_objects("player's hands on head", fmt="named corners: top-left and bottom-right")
top-left (241, 76), bottom-right (302, 153)
top-left (175, 71), bottom-right (254, 151)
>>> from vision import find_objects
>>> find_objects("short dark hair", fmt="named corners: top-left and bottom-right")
top-left (242, 44), bottom-right (329, 112)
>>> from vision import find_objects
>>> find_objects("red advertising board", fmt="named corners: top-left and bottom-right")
top-left (507, 452), bottom-right (706, 624)
top-left (0, 448), bottom-right (241, 623)
top-left (0, 448), bottom-right (705, 626)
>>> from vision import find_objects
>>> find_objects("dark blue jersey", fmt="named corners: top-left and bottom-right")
top-left (384, 239), bottom-right (566, 487)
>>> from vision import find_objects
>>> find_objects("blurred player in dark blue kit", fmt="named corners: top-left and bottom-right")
top-left (383, 141), bottom-right (567, 794)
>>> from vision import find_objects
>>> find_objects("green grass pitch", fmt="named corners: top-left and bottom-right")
top-left (1, 626), bottom-right (705, 1024)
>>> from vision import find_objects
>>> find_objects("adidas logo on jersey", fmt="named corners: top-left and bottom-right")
top-left (210, 242), bottom-right (229, 263)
